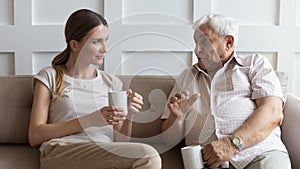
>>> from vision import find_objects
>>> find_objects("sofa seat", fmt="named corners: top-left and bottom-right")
top-left (0, 144), bottom-right (40, 169)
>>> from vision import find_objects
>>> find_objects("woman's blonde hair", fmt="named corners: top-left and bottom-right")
top-left (52, 9), bottom-right (108, 96)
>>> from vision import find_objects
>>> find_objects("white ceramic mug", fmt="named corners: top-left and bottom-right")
top-left (181, 145), bottom-right (205, 169)
top-left (108, 91), bottom-right (128, 114)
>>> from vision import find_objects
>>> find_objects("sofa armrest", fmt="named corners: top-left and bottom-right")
top-left (281, 93), bottom-right (300, 169)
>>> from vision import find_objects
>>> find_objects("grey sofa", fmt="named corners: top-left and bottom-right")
top-left (0, 72), bottom-right (299, 169)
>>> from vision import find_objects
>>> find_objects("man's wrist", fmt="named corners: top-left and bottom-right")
top-left (229, 134), bottom-right (243, 152)
top-left (170, 112), bottom-right (186, 121)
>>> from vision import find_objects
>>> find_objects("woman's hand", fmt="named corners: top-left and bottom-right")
top-left (112, 89), bottom-right (143, 139)
top-left (127, 89), bottom-right (143, 114)
top-left (100, 106), bottom-right (126, 125)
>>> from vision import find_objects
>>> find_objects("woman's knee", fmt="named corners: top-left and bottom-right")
top-left (131, 143), bottom-right (162, 169)
top-left (128, 143), bottom-right (159, 157)
top-left (144, 154), bottom-right (162, 169)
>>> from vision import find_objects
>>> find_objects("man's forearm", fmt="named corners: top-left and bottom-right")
top-left (233, 96), bottom-right (283, 149)
top-left (162, 115), bottom-right (185, 145)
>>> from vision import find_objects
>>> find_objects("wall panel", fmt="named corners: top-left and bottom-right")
top-left (0, 0), bottom-right (14, 25)
top-left (212, 0), bottom-right (280, 25)
top-left (32, 0), bottom-right (104, 25)
top-left (121, 51), bottom-right (192, 75)
top-left (297, 0), bottom-right (300, 26)
top-left (123, 0), bottom-right (193, 25)
top-left (32, 52), bottom-right (58, 74)
top-left (0, 52), bottom-right (14, 75)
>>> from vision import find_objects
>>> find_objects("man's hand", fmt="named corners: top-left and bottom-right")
top-left (167, 90), bottom-right (200, 118)
top-left (202, 137), bottom-right (239, 169)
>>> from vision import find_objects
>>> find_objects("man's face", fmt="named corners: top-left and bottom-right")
top-left (193, 28), bottom-right (218, 61)
top-left (193, 23), bottom-right (231, 71)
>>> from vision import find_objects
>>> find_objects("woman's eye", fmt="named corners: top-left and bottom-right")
top-left (93, 40), bottom-right (101, 44)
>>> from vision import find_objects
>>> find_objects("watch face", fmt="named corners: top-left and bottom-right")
top-left (231, 135), bottom-right (243, 151)
top-left (233, 137), bottom-right (240, 144)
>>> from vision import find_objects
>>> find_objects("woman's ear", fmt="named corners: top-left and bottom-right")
top-left (225, 35), bottom-right (234, 51)
top-left (69, 40), bottom-right (78, 51)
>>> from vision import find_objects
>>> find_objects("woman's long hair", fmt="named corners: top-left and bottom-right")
top-left (52, 9), bottom-right (108, 96)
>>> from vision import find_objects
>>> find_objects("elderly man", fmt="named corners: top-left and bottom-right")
top-left (161, 13), bottom-right (291, 169)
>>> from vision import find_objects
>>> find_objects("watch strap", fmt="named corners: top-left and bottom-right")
top-left (230, 134), bottom-right (243, 151)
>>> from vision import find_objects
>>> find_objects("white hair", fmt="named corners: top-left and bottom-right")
top-left (193, 13), bottom-right (239, 46)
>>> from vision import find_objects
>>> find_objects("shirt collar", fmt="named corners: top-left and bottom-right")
top-left (231, 52), bottom-right (247, 67)
top-left (192, 51), bottom-right (248, 74)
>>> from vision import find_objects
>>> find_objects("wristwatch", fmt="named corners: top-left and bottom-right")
top-left (230, 134), bottom-right (243, 151)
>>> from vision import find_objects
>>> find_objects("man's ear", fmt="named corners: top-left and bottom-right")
top-left (225, 35), bottom-right (234, 51)
top-left (69, 40), bottom-right (78, 51)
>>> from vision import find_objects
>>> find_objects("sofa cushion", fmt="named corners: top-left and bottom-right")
top-left (0, 76), bottom-right (33, 143)
top-left (118, 75), bottom-right (176, 143)
top-left (281, 93), bottom-right (300, 169)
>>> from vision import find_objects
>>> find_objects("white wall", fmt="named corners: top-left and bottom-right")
top-left (1, 0), bottom-right (300, 97)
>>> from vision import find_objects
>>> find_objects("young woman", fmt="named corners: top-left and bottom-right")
top-left (28, 9), bottom-right (161, 169)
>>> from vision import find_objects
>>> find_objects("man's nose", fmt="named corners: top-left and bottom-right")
top-left (195, 44), bottom-right (201, 53)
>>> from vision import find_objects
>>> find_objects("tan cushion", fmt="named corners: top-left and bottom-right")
top-left (118, 75), bottom-right (176, 143)
top-left (281, 93), bottom-right (300, 169)
top-left (0, 76), bottom-right (33, 143)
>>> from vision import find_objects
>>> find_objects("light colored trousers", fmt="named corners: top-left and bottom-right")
top-left (228, 150), bottom-right (291, 169)
top-left (40, 141), bottom-right (162, 169)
